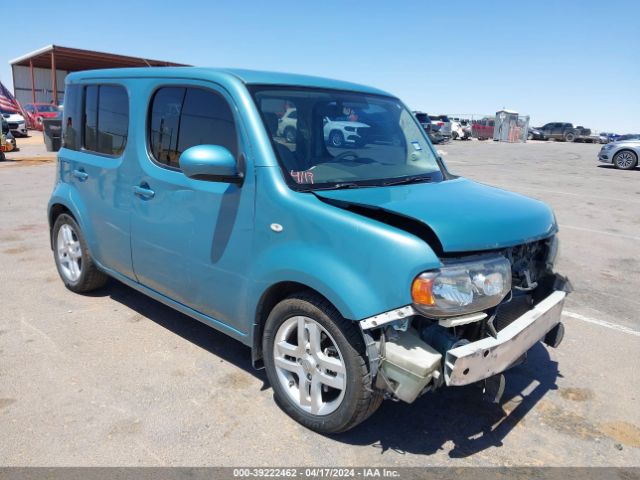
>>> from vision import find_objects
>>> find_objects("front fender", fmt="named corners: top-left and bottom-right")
top-left (248, 172), bottom-right (443, 322)
top-left (250, 242), bottom-right (386, 321)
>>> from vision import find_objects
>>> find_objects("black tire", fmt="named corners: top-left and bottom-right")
top-left (0, 151), bottom-right (5, 161)
top-left (564, 131), bottom-right (576, 142)
top-left (328, 130), bottom-right (344, 148)
top-left (284, 127), bottom-right (296, 144)
top-left (263, 292), bottom-right (382, 434)
top-left (451, 131), bottom-right (458, 140)
top-left (613, 150), bottom-right (638, 170)
top-left (52, 213), bottom-right (108, 293)
top-left (527, 133), bottom-right (534, 140)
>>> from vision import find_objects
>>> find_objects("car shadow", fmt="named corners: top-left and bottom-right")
top-left (91, 279), bottom-right (269, 389)
top-left (335, 343), bottom-right (560, 457)
top-left (597, 164), bottom-right (639, 171)
top-left (89, 280), bottom-right (559, 456)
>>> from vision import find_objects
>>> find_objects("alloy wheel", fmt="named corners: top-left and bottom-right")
top-left (615, 151), bottom-right (636, 169)
top-left (56, 224), bottom-right (82, 282)
top-left (273, 316), bottom-right (346, 415)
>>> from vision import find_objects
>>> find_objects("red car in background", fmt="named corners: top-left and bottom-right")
top-left (22, 103), bottom-right (61, 131)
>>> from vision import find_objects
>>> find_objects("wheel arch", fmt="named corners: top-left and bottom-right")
top-left (48, 203), bottom-right (75, 249)
top-left (48, 186), bottom-right (97, 254)
top-left (614, 148), bottom-right (638, 159)
top-left (251, 281), bottom-right (341, 368)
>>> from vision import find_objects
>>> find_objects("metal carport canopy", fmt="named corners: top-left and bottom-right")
top-left (10, 44), bottom-right (188, 104)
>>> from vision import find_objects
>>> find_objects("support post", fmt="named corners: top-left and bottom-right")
top-left (29, 59), bottom-right (36, 103)
top-left (51, 50), bottom-right (58, 105)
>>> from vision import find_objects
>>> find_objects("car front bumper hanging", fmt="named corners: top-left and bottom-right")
top-left (444, 290), bottom-right (566, 386)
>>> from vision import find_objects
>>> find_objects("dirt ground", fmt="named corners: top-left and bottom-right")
top-left (0, 137), bottom-right (639, 466)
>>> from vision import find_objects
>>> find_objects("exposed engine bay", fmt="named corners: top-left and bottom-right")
top-left (361, 236), bottom-right (571, 404)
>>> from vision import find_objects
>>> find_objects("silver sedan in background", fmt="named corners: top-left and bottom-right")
top-left (598, 139), bottom-right (640, 170)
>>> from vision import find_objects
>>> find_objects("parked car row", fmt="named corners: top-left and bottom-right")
top-left (0, 102), bottom-right (63, 139)
top-left (412, 112), bottom-right (471, 144)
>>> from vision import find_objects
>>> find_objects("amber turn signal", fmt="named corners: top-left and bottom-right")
top-left (411, 274), bottom-right (435, 305)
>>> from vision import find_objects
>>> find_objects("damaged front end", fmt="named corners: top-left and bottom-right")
top-left (360, 236), bottom-right (572, 404)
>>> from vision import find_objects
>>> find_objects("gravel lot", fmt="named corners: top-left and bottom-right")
top-left (1, 137), bottom-right (639, 466)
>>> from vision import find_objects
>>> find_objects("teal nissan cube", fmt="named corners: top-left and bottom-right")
top-left (48, 68), bottom-right (570, 433)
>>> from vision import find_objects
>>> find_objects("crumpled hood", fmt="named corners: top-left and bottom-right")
top-left (314, 178), bottom-right (557, 253)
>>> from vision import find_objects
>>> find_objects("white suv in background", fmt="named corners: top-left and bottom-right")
top-left (0, 110), bottom-right (28, 137)
top-left (323, 117), bottom-right (370, 147)
top-left (277, 108), bottom-right (370, 147)
top-left (428, 115), bottom-right (452, 138)
top-left (277, 108), bottom-right (298, 143)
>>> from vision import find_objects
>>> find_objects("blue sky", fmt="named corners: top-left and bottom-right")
top-left (2, 0), bottom-right (638, 132)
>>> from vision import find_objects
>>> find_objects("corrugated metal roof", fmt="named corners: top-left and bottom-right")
top-left (10, 45), bottom-right (187, 71)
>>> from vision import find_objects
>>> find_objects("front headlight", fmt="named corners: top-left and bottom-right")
top-left (411, 256), bottom-right (511, 317)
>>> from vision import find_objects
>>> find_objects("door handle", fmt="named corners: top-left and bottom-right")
top-left (133, 184), bottom-right (155, 200)
top-left (72, 169), bottom-right (88, 181)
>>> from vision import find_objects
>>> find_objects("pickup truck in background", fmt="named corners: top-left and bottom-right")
top-left (536, 122), bottom-right (592, 142)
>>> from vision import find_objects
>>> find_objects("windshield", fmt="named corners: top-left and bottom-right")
top-left (251, 87), bottom-right (443, 190)
top-left (36, 105), bottom-right (59, 113)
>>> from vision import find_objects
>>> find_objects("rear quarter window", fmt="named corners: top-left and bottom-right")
top-left (81, 84), bottom-right (129, 156)
top-left (62, 85), bottom-right (82, 150)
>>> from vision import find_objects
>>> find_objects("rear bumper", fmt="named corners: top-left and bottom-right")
top-left (444, 290), bottom-right (566, 386)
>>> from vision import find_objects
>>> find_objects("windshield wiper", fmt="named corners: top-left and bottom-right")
top-left (333, 182), bottom-right (363, 189)
top-left (305, 182), bottom-right (368, 191)
top-left (382, 175), bottom-right (434, 186)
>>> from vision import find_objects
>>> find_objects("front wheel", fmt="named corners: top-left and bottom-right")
top-left (284, 127), bottom-right (296, 144)
top-left (263, 292), bottom-right (382, 433)
top-left (328, 130), bottom-right (345, 148)
top-left (613, 150), bottom-right (638, 170)
top-left (52, 214), bottom-right (108, 293)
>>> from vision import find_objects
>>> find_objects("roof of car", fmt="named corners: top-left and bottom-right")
top-left (66, 67), bottom-right (394, 97)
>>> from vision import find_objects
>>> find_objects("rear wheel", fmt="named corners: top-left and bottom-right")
top-left (564, 132), bottom-right (576, 142)
top-left (263, 292), bottom-right (382, 433)
top-left (613, 150), bottom-right (638, 170)
top-left (52, 214), bottom-right (108, 293)
top-left (451, 131), bottom-right (458, 140)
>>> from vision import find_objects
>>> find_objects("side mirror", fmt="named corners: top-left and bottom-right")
top-left (179, 145), bottom-right (242, 184)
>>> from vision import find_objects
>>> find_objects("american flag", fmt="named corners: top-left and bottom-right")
top-left (0, 81), bottom-right (21, 113)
